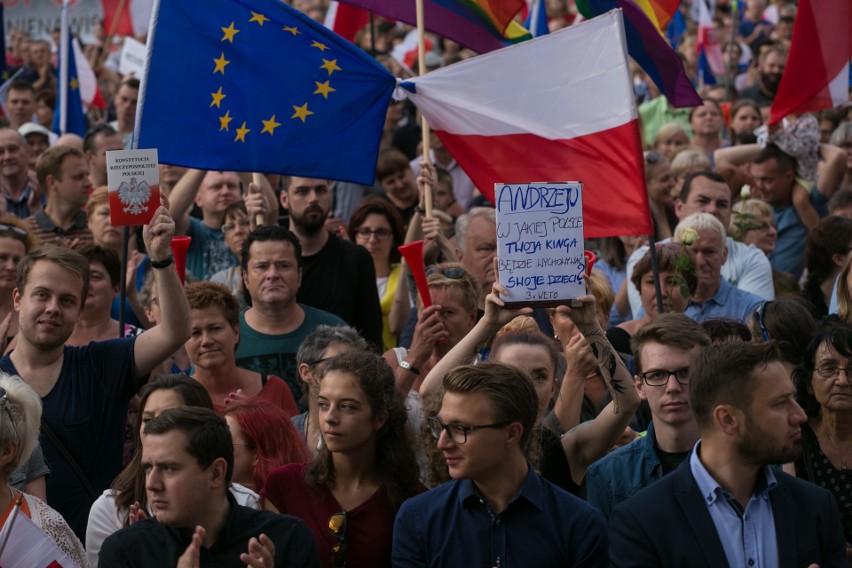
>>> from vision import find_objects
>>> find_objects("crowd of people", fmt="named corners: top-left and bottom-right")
top-left (0, 0), bottom-right (851, 566)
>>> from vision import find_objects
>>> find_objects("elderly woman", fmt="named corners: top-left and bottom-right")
top-left (652, 123), bottom-right (691, 161)
top-left (0, 373), bottom-right (88, 566)
top-left (792, 320), bottom-right (852, 560)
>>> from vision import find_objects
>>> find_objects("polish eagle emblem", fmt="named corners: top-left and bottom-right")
top-left (118, 178), bottom-right (151, 215)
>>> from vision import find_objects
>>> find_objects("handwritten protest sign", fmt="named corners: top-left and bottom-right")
top-left (495, 182), bottom-right (585, 306)
top-left (106, 149), bottom-right (160, 226)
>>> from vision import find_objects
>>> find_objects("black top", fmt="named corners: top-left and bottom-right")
top-left (297, 233), bottom-right (383, 349)
top-left (99, 493), bottom-right (320, 567)
top-left (539, 426), bottom-right (581, 496)
top-left (795, 422), bottom-right (852, 544)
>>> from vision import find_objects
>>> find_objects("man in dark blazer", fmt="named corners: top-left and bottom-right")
top-left (609, 340), bottom-right (847, 568)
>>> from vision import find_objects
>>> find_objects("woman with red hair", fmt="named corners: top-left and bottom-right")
top-left (223, 400), bottom-right (310, 492)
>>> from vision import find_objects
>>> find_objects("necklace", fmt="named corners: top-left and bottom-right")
top-left (821, 428), bottom-right (850, 470)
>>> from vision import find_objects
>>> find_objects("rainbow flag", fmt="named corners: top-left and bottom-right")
top-left (335, 0), bottom-right (531, 53)
top-left (577, 0), bottom-right (700, 107)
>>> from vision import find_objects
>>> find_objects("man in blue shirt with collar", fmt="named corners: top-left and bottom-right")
top-left (678, 212), bottom-right (763, 323)
top-left (393, 362), bottom-right (607, 567)
top-left (609, 341), bottom-right (847, 567)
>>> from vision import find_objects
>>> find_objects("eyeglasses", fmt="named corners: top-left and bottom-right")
top-left (221, 218), bottom-right (251, 234)
top-left (328, 511), bottom-right (347, 568)
top-left (0, 224), bottom-right (28, 242)
top-left (355, 227), bottom-right (392, 241)
top-left (0, 387), bottom-right (17, 440)
top-left (425, 266), bottom-right (466, 279)
top-left (640, 367), bottom-right (690, 386)
top-left (748, 221), bottom-right (775, 233)
top-left (754, 301), bottom-right (771, 341)
top-left (815, 365), bottom-right (851, 379)
top-left (427, 417), bottom-right (508, 444)
top-left (305, 356), bottom-right (332, 367)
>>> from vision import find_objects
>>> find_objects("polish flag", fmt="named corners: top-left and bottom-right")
top-left (696, 0), bottom-right (724, 76)
top-left (324, 1), bottom-right (371, 42)
top-left (769, 0), bottom-right (851, 125)
top-left (73, 37), bottom-right (106, 109)
top-left (101, 0), bottom-right (154, 37)
top-left (399, 10), bottom-right (652, 238)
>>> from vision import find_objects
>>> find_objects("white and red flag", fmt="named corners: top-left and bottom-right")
top-left (769, 0), bottom-right (851, 125)
top-left (0, 501), bottom-right (79, 567)
top-left (324, 1), bottom-right (371, 42)
top-left (399, 10), bottom-right (652, 238)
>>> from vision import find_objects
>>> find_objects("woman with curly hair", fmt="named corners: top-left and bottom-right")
top-left (261, 351), bottom-right (423, 568)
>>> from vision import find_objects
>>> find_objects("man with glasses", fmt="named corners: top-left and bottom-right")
top-left (586, 313), bottom-right (710, 519)
top-left (609, 340), bottom-right (846, 567)
top-left (393, 362), bottom-right (608, 567)
top-left (281, 176), bottom-right (381, 348)
top-left (99, 407), bottom-right (318, 567)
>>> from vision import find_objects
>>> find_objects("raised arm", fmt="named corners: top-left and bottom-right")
top-left (554, 298), bottom-right (640, 484)
top-left (712, 143), bottom-right (761, 170)
top-left (168, 168), bottom-right (207, 235)
top-left (816, 143), bottom-right (846, 198)
top-left (418, 279), bottom-right (532, 400)
top-left (133, 205), bottom-right (192, 378)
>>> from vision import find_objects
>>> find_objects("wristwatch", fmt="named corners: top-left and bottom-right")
top-left (150, 253), bottom-right (175, 269)
top-left (399, 360), bottom-right (421, 375)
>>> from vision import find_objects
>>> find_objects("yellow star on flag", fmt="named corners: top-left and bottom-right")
top-left (291, 103), bottom-right (314, 123)
top-left (221, 22), bottom-right (240, 42)
top-left (235, 121), bottom-right (251, 142)
top-left (210, 87), bottom-right (226, 108)
top-left (311, 40), bottom-right (329, 51)
top-left (282, 26), bottom-right (301, 35)
top-left (213, 52), bottom-right (230, 75)
top-left (69, 77), bottom-right (79, 90)
top-left (313, 81), bottom-right (336, 99)
top-left (261, 115), bottom-right (281, 135)
top-left (219, 110), bottom-right (233, 131)
top-left (249, 11), bottom-right (269, 25)
top-left (320, 59), bottom-right (341, 76)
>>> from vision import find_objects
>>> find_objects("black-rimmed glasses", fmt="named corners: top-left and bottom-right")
top-left (640, 367), bottom-right (690, 387)
top-left (328, 511), bottom-right (347, 568)
top-left (427, 417), bottom-right (508, 444)
top-left (355, 227), bottom-right (392, 241)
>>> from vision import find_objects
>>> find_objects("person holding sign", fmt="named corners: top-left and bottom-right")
top-left (419, 274), bottom-right (640, 494)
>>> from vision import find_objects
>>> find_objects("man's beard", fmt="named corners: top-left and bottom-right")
top-left (739, 417), bottom-right (803, 466)
top-left (761, 72), bottom-right (782, 94)
top-left (291, 205), bottom-right (328, 235)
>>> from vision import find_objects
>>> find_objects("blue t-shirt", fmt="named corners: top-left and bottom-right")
top-left (769, 191), bottom-right (829, 278)
top-left (186, 216), bottom-right (237, 280)
top-left (0, 337), bottom-right (138, 540)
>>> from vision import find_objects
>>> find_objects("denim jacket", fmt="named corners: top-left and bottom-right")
top-left (585, 422), bottom-right (662, 520)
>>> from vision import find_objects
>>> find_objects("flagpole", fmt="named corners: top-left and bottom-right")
top-left (725, 0), bottom-right (740, 100)
top-left (58, 0), bottom-right (70, 134)
top-left (414, 0), bottom-right (433, 217)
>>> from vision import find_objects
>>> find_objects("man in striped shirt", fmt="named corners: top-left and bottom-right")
top-left (26, 146), bottom-right (93, 246)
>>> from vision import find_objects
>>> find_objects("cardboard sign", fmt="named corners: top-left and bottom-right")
top-left (495, 182), bottom-right (585, 306)
top-left (106, 149), bottom-right (160, 226)
top-left (117, 36), bottom-right (147, 78)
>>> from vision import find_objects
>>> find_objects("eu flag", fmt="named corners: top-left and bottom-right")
top-left (52, 29), bottom-right (88, 138)
top-left (137, 0), bottom-right (396, 185)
